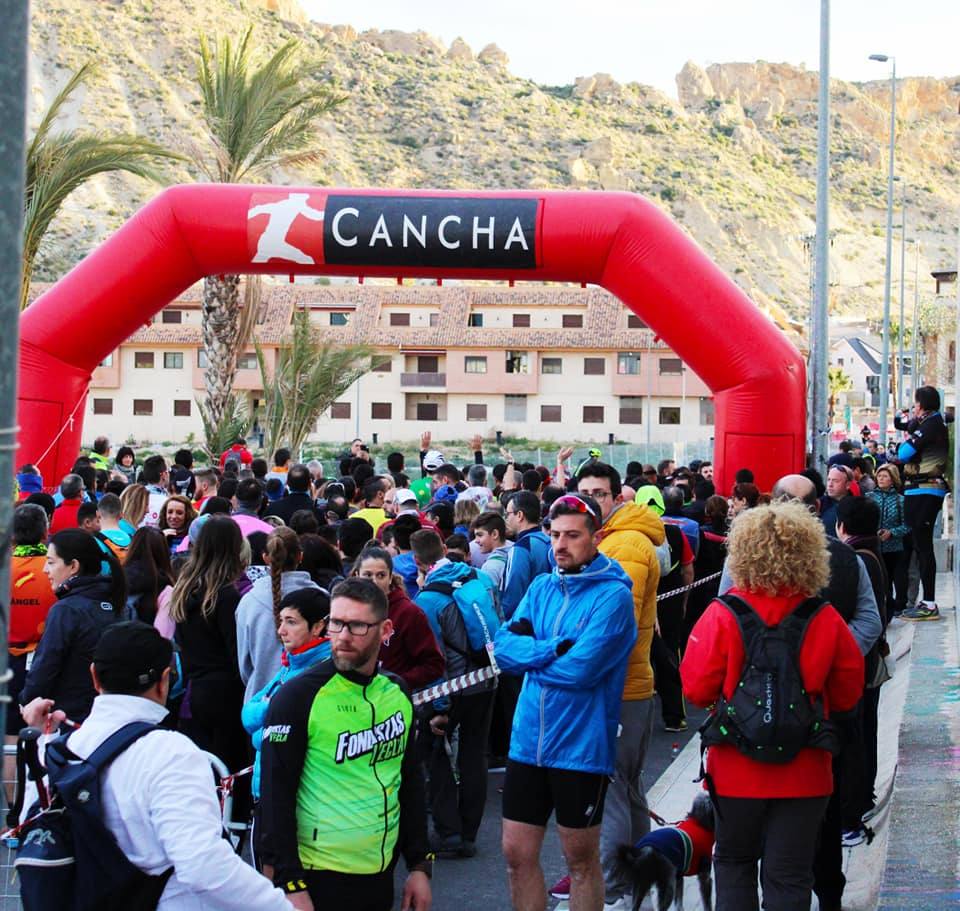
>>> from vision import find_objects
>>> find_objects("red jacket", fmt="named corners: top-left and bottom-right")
top-left (681, 587), bottom-right (864, 798)
top-left (50, 498), bottom-right (83, 534)
top-left (219, 443), bottom-right (253, 468)
top-left (380, 586), bottom-right (445, 690)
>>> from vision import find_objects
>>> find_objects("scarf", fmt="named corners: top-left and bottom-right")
top-left (280, 637), bottom-right (327, 667)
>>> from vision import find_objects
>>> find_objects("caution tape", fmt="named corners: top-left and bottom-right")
top-left (411, 574), bottom-right (725, 706)
top-left (655, 571), bottom-right (722, 601)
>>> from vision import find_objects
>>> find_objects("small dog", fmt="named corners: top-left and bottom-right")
top-left (616, 792), bottom-right (715, 911)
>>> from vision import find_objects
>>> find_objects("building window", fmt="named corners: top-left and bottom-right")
top-left (583, 405), bottom-right (604, 423)
top-left (512, 314), bottom-right (531, 328)
top-left (197, 350), bottom-right (208, 368)
top-left (237, 353), bottom-right (258, 370)
top-left (468, 312), bottom-right (484, 327)
top-left (620, 396), bottom-right (643, 424)
top-left (99, 354), bottom-right (114, 368)
top-left (584, 357), bottom-right (606, 376)
top-left (161, 309), bottom-right (182, 324)
top-left (372, 402), bottom-right (392, 419)
top-left (330, 402), bottom-right (351, 420)
top-left (93, 398), bottom-right (113, 415)
top-left (390, 312), bottom-right (411, 327)
top-left (541, 404), bottom-right (562, 422)
top-left (417, 402), bottom-right (439, 421)
top-left (562, 313), bottom-right (584, 328)
top-left (174, 400), bottom-right (191, 417)
top-left (330, 312), bottom-right (349, 326)
top-left (133, 399), bottom-right (153, 416)
top-left (429, 312), bottom-right (440, 327)
top-left (466, 403), bottom-right (487, 421)
top-left (659, 357), bottom-right (683, 375)
top-left (163, 352), bottom-right (183, 369)
top-left (505, 394), bottom-right (527, 422)
top-left (134, 351), bottom-right (154, 369)
top-left (617, 352), bottom-right (641, 375)
top-left (541, 357), bottom-right (562, 375)
top-left (465, 356), bottom-right (487, 374)
top-left (699, 398), bottom-right (715, 425)
top-left (417, 355), bottom-right (439, 373)
top-left (506, 351), bottom-right (529, 374)
top-left (659, 406), bottom-right (681, 425)
top-left (627, 314), bottom-right (647, 329)
top-left (372, 357), bottom-right (392, 372)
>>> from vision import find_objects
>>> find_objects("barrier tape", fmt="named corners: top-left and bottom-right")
top-left (655, 570), bottom-right (722, 601)
top-left (412, 573), bottom-right (725, 706)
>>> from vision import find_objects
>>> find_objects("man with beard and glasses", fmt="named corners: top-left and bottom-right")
top-left (258, 578), bottom-right (432, 911)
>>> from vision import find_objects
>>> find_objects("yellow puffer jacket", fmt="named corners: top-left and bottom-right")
top-left (597, 502), bottom-right (665, 701)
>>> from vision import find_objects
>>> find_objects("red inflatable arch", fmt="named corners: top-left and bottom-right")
top-left (18, 186), bottom-right (805, 493)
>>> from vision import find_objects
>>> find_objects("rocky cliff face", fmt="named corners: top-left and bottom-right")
top-left (29, 0), bottom-right (960, 326)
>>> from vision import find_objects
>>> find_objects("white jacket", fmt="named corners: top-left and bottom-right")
top-left (65, 694), bottom-right (290, 910)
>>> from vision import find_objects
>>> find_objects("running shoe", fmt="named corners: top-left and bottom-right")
top-left (841, 827), bottom-right (867, 848)
top-left (901, 602), bottom-right (941, 621)
top-left (549, 875), bottom-right (570, 900)
top-left (603, 898), bottom-right (629, 911)
top-left (663, 720), bottom-right (688, 733)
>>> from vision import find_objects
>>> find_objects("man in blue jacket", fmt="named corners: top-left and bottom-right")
top-left (502, 492), bottom-right (552, 619)
top-left (495, 495), bottom-right (637, 911)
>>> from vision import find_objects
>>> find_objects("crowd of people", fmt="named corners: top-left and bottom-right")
top-left (5, 384), bottom-right (950, 911)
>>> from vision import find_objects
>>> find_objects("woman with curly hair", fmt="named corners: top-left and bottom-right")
top-left (681, 501), bottom-right (864, 911)
top-left (159, 494), bottom-right (197, 554)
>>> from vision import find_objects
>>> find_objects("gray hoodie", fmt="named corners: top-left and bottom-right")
top-left (236, 570), bottom-right (320, 702)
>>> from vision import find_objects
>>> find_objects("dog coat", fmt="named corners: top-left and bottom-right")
top-left (637, 816), bottom-right (714, 876)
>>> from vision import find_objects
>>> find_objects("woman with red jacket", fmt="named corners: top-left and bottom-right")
top-left (681, 500), bottom-right (864, 911)
top-left (353, 545), bottom-right (445, 690)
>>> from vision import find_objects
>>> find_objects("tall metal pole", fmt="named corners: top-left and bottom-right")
top-left (0, 3), bottom-right (29, 746)
top-left (911, 241), bottom-right (921, 397)
top-left (875, 56), bottom-right (897, 445)
top-left (952, 228), bottom-right (960, 538)
top-left (898, 189), bottom-right (907, 408)
top-left (811, 0), bottom-right (831, 472)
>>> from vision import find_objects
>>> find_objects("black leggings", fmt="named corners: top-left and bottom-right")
top-left (904, 494), bottom-right (943, 602)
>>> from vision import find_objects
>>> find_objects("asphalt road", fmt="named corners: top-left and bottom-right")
top-left (404, 696), bottom-right (708, 911)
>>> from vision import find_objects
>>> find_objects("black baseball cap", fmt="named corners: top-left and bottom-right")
top-left (94, 621), bottom-right (173, 694)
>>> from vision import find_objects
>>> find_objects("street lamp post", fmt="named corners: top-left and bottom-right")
top-left (898, 188), bottom-right (907, 407)
top-left (811, 0), bottom-right (831, 473)
top-left (870, 53), bottom-right (896, 444)
top-left (910, 240), bottom-right (920, 398)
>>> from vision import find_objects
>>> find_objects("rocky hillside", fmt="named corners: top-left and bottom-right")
top-left (29, 0), bottom-right (960, 324)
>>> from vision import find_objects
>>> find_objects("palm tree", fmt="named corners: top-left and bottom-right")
top-left (192, 27), bottom-right (345, 446)
top-left (828, 366), bottom-right (853, 424)
top-left (22, 62), bottom-right (179, 310)
top-left (257, 308), bottom-right (376, 457)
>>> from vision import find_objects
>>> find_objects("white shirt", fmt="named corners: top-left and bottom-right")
top-left (141, 485), bottom-right (168, 528)
top-left (66, 695), bottom-right (290, 911)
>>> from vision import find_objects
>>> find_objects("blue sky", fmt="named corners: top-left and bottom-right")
top-left (302, 1), bottom-right (958, 98)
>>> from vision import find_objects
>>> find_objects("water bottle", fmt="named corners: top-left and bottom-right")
top-left (671, 742), bottom-right (680, 759)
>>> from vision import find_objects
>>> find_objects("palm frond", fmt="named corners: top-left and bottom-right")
top-left (193, 27), bottom-right (345, 182)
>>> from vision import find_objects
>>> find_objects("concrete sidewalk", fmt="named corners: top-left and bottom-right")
top-left (586, 573), bottom-right (960, 911)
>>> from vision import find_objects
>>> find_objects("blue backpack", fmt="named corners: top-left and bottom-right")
top-left (15, 722), bottom-right (173, 911)
top-left (420, 567), bottom-right (502, 665)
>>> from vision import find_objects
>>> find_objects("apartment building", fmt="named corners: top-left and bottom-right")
top-left (85, 281), bottom-right (716, 447)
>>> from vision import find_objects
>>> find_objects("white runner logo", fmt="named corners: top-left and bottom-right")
top-left (248, 193), bottom-right (324, 264)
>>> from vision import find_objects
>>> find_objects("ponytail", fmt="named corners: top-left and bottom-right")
top-left (265, 527), bottom-right (301, 626)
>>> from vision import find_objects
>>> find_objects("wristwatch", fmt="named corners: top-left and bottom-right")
top-left (411, 857), bottom-right (434, 879)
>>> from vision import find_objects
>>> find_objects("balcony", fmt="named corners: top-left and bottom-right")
top-left (401, 372), bottom-right (446, 388)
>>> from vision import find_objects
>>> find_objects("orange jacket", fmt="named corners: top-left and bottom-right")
top-left (9, 555), bottom-right (57, 654)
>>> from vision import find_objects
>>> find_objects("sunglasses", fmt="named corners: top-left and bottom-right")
top-left (549, 494), bottom-right (600, 522)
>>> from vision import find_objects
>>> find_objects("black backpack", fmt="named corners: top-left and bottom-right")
top-left (14, 722), bottom-right (173, 911)
top-left (698, 594), bottom-right (839, 764)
